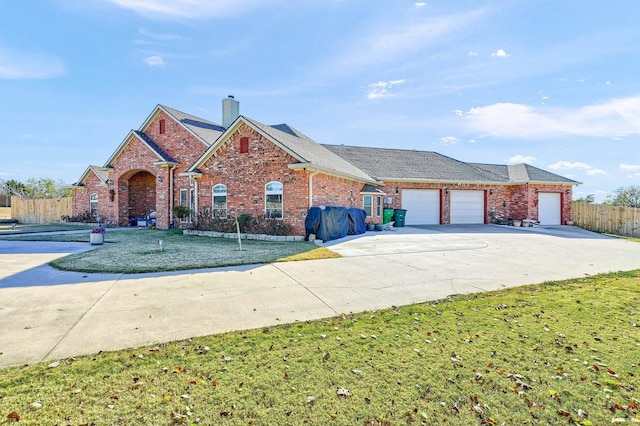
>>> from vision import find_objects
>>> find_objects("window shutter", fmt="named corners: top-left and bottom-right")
top-left (240, 137), bottom-right (249, 153)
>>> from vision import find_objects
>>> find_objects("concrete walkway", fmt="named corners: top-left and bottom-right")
top-left (1, 225), bottom-right (639, 368)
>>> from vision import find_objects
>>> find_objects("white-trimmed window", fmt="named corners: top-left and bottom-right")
top-left (212, 184), bottom-right (227, 218)
top-left (190, 188), bottom-right (195, 222)
top-left (265, 181), bottom-right (283, 219)
top-left (363, 195), bottom-right (373, 217)
top-left (90, 193), bottom-right (98, 218)
top-left (179, 189), bottom-right (188, 222)
top-left (363, 195), bottom-right (382, 217)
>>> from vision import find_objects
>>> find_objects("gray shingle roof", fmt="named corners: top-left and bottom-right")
top-left (74, 165), bottom-right (111, 186)
top-left (160, 105), bottom-right (225, 146)
top-left (323, 145), bottom-right (505, 182)
top-left (242, 118), bottom-right (377, 183)
top-left (134, 131), bottom-right (176, 163)
top-left (470, 163), bottom-right (578, 184)
top-left (324, 145), bottom-right (578, 184)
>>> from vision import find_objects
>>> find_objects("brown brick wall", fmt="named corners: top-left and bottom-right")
top-left (71, 173), bottom-right (114, 224)
top-left (196, 123), bottom-right (310, 234)
top-left (376, 181), bottom-right (572, 224)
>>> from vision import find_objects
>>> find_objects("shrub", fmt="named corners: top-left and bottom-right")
top-left (192, 211), bottom-right (293, 236)
top-left (61, 210), bottom-right (97, 223)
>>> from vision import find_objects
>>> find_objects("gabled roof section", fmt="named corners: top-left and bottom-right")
top-left (158, 105), bottom-right (225, 146)
top-left (470, 163), bottom-right (580, 184)
top-left (323, 145), bottom-right (504, 183)
top-left (73, 165), bottom-right (112, 187)
top-left (360, 184), bottom-right (386, 194)
top-left (104, 130), bottom-right (177, 167)
top-left (189, 116), bottom-right (378, 184)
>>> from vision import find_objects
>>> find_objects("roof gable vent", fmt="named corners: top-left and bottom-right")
top-left (222, 95), bottom-right (239, 129)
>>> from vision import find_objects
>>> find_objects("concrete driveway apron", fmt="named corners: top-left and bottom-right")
top-left (1, 225), bottom-right (639, 368)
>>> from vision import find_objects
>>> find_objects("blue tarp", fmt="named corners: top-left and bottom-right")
top-left (347, 208), bottom-right (367, 235)
top-left (305, 207), bottom-right (367, 242)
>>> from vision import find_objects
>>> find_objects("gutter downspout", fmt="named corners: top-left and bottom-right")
top-left (308, 168), bottom-right (319, 208)
top-left (169, 165), bottom-right (177, 227)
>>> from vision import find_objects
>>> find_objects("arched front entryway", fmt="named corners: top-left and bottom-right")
top-left (117, 170), bottom-right (157, 226)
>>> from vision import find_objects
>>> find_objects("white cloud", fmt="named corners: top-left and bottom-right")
top-left (505, 155), bottom-right (536, 164)
top-left (490, 49), bottom-right (509, 57)
top-left (548, 161), bottom-right (592, 170)
top-left (468, 51), bottom-right (479, 56)
top-left (452, 109), bottom-right (463, 116)
top-left (415, 2), bottom-right (426, 7)
top-left (586, 168), bottom-right (608, 176)
top-left (366, 79), bottom-right (405, 99)
top-left (336, 8), bottom-right (486, 73)
top-left (620, 164), bottom-right (640, 171)
top-left (468, 139), bottom-right (476, 143)
top-left (0, 47), bottom-right (65, 79)
top-left (145, 56), bottom-right (165, 67)
top-left (104, 0), bottom-right (263, 20)
top-left (464, 95), bottom-right (640, 138)
top-left (440, 136), bottom-right (458, 145)
top-left (138, 28), bottom-right (185, 41)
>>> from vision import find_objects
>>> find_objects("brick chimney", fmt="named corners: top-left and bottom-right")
top-left (222, 95), bottom-right (239, 129)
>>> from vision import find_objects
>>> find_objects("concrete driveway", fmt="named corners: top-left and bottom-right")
top-left (1, 225), bottom-right (639, 368)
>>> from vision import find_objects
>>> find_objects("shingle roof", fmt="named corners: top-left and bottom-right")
top-left (240, 118), bottom-right (377, 183)
top-left (360, 184), bottom-right (386, 194)
top-left (470, 163), bottom-right (579, 184)
top-left (133, 131), bottom-right (176, 163)
top-left (160, 105), bottom-right (225, 146)
top-left (323, 145), bottom-right (505, 182)
top-left (73, 165), bottom-right (111, 186)
top-left (324, 145), bottom-right (578, 184)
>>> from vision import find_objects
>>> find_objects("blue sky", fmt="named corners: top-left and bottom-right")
top-left (1, 0), bottom-right (638, 202)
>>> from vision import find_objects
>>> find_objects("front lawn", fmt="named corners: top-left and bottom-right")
top-left (0, 271), bottom-right (638, 424)
top-left (1, 228), bottom-right (339, 273)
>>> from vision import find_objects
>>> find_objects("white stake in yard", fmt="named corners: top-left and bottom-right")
top-left (234, 219), bottom-right (242, 251)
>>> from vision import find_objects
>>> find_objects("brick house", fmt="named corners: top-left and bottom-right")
top-left (72, 97), bottom-right (578, 235)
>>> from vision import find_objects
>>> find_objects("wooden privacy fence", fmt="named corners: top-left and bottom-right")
top-left (11, 196), bottom-right (72, 224)
top-left (572, 202), bottom-right (640, 238)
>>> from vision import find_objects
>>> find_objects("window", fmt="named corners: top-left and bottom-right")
top-left (179, 189), bottom-right (188, 222)
top-left (190, 188), bottom-right (196, 222)
top-left (212, 184), bottom-right (227, 218)
top-left (159, 119), bottom-right (166, 134)
top-left (240, 137), bottom-right (249, 154)
top-left (363, 195), bottom-right (381, 217)
top-left (363, 195), bottom-right (372, 217)
top-left (90, 193), bottom-right (98, 218)
top-left (265, 181), bottom-right (283, 219)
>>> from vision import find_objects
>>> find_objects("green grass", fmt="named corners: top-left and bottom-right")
top-left (0, 223), bottom-right (92, 235)
top-left (1, 228), bottom-right (338, 273)
top-left (1, 271), bottom-right (639, 425)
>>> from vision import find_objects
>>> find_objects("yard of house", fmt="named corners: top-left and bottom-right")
top-left (0, 228), bottom-right (339, 273)
top-left (0, 270), bottom-right (638, 424)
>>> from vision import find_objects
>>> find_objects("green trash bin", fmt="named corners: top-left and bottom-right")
top-left (393, 209), bottom-right (407, 227)
top-left (383, 208), bottom-right (394, 224)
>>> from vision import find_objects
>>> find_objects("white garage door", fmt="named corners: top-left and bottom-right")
top-left (402, 189), bottom-right (440, 225)
top-left (538, 192), bottom-right (561, 225)
top-left (450, 190), bottom-right (485, 224)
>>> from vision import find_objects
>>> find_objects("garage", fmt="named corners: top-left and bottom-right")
top-left (401, 189), bottom-right (440, 225)
top-left (538, 192), bottom-right (561, 225)
top-left (450, 190), bottom-right (485, 224)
